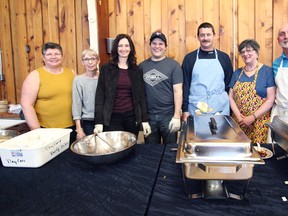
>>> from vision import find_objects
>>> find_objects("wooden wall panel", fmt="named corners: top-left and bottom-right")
top-left (0, 0), bottom-right (15, 102)
top-left (58, 0), bottom-right (77, 71)
top-left (184, 0), bottom-right (200, 54)
top-left (150, 0), bottom-right (161, 33)
top-left (0, 0), bottom-right (92, 103)
top-left (143, 0), bottom-right (151, 59)
top-left (97, 0), bottom-right (110, 66)
top-left (107, 0), bottom-right (280, 70)
top-left (219, 0), bottom-right (235, 67)
top-left (178, 0), bottom-right (186, 63)
top-left (75, 0), bottom-right (85, 74)
top-left (10, 0), bottom-right (29, 102)
top-left (26, 0), bottom-right (43, 70)
top-left (255, 0), bottom-right (273, 67)
top-left (116, 0), bottom-right (127, 33)
top-left (133, 0), bottom-right (145, 63)
top-left (127, 0), bottom-right (134, 37)
top-left (1, 0), bottom-right (288, 105)
top-left (42, 0), bottom-right (59, 43)
top-left (108, 0), bottom-right (117, 38)
top-left (203, 0), bottom-right (220, 49)
top-left (167, 0), bottom-right (179, 60)
top-left (160, 0), bottom-right (168, 41)
top-left (183, 0), bottom-right (192, 54)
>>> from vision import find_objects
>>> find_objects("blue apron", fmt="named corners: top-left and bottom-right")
top-left (188, 49), bottom-right (230, 115)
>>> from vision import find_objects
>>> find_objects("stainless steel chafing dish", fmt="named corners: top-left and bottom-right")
top-left (176, 115), bottom-right (264, 200)
top-left (266, 115), bottom-right (288, 159)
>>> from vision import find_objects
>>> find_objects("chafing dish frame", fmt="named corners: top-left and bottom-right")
top-left (176, 116), bottom-right (264, 200)
top-left (181, 169), bottom-right (252, 200)
top-left (266, 116), bottom-right (288, 160)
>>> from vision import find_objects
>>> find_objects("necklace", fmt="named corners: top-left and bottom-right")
top-left (244, 64), bottom-right (258, 72)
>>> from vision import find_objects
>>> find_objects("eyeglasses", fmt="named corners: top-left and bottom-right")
top-left (82, 58), bottom-right (98, 62)
top-left (240, 49), bottom-right (255, 55)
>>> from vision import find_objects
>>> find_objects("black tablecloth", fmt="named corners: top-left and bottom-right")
top-left (0, 144), bottom-right (164, 216)
top-left (147, 144), bottom-right (288, 216)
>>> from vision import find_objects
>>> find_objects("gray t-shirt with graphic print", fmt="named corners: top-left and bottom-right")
top-left (139, 57), bottom-right (183, 115)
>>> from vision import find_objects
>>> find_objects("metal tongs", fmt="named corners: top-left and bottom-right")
top-left (92, 131), bottom-right (116, 151)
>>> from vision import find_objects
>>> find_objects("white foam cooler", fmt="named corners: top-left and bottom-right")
top-left (0, 128), bottom-right (72, 168)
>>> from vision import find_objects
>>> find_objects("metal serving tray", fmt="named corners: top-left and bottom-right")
top-left (177, 115), bottom-right (259, 162)
top-left (182, 163), bottom-right (254, 180)
top-left (267, 115), bottom-right (288, 153)
top-left (176, 115), bottom-right (264, 200)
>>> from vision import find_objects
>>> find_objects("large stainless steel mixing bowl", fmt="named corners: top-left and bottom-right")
top-left (70, 131), bottom-right (137, 165)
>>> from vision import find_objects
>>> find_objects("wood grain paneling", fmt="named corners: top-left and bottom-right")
top-left (143, 0), bottom-right (151, 59)
top-left (10, 0), bottom-right (29, 102)
top-left (42, 0), bottom-right (59, 43)
top-left (0, 0), bottom-right (15, 102)
top-left (150, 0), bottom-right (161, 33)
top-left (58, 0), bottom-right (77, 70)
top-left (108, 0), bottom-right (117, 38)
top-left (133, 0), bottom-right (145, 63)
top-left (219, 0), bottom-right (234, 67)
top-left (255, 0), bottom-right (273, 66)
top-left (26, 0), bottom-right (43, 70)
top-left (107, 0), bottom-right (288, 70)
top-left (0, 0), bottom-right (94, 103)
top-left (1, 0), bottom-right (288, 105)
top-left (97, 0), bottom-right (110, 66)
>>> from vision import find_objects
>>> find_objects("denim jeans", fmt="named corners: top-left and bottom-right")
top-left (67, 125), bottom-right (76, 144)
top-left (145, 114), bottom-right (177, 144)
top-left (82, 120), bottom-right (95, 136)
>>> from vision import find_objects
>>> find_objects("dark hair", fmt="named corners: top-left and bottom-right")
top-left (238, 39), bottom-right (260, 54)
top-left (110, 34), bottom-right (137, 67)
top-left (197, 22), bottom-right (215, 36)
top-left (42, 42), bottom-right (63, 55)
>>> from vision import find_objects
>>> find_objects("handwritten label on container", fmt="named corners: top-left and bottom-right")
top-left (5, 158), bottom-right (26, 165)
top-left (4, 137), bottom-right (68, 165)
top-left (45, 139), bottom-right (68, 156)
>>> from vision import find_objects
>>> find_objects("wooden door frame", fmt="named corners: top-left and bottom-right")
top-left (97, 0), bottom-right (110, 66)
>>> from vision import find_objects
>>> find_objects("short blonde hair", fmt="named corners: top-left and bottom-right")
top-left (81, 49), bottom-right (99, 60)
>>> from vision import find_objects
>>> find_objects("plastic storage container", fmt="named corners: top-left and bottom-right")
top-left (0, 128), bottom-right (72, 168)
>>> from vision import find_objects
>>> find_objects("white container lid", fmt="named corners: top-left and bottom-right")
top-left (0, 128), bottom-right (72, 149)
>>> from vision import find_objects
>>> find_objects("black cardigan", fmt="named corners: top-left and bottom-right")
top-left (95, 63), bottom-right (149, 126)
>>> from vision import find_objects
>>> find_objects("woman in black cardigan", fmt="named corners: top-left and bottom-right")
top-left (94, 34), bottom-right (151, 138)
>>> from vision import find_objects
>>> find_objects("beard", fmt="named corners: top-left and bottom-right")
top-left (280, 40), bottom-right (288, 49)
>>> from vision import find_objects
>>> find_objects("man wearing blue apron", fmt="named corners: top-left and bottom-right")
top-left (182, 22), bottom-right (233, 121)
